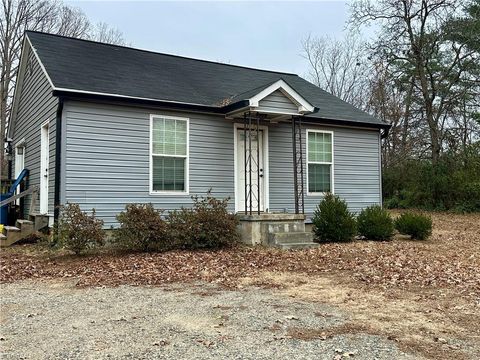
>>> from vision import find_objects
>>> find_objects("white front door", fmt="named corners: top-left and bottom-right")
top-left (236, 128), bottom-right (266, 212)
top-left (40, 122), bottom-right (49, 214)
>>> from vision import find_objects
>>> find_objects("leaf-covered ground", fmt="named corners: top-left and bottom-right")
top-left (0, 214), bottom-right (480, 299)
top-left (1, 212), bottom-right (479, 301)
top-left (1, 211), bottom-right (479, 359)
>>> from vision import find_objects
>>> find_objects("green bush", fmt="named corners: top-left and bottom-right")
top-left (56, 203), bottom-right (105, 254)
top-left (114, 204), bottom-right (169, 251)
top-left (312, 193), bottom-right (356, 242)
top-left (394, 212), bottom-right (433, 240)
top-left (383, 142), bottom-right (480, 212)
top-left (357, 205), bottom-right (394, 241)
top-left (168, 192), bottom-right (239, 249)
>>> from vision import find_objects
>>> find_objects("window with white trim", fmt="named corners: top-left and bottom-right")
top-left (307, 130), bottom-right (333, 193)
top-left (151, 115), bottom-right (188, 192)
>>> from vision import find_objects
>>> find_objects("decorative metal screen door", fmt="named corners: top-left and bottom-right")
top-left (236, 128), bottom-right (265, 212)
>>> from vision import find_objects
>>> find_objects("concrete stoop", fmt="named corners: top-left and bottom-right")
top-left (0, 219), bottom-right (35, 247)
top-left (238, 213), bottom-right (318, 249)
top-left (269, 231), bottom-right (319, 250)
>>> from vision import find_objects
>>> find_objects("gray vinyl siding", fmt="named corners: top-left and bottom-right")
top-left (63, 101), bottom-right (381, 226)
top-left (257, 90), bottom-right (298, 114)
top-left (63, 101), bottom-right (235, 226)
top-left (268, 122), bottom-right (381, 217)
top-left (11, 45), bottom-right (57, 217)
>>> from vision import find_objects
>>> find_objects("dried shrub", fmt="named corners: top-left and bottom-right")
top-left (57, 203), bottom-right (105, 254)
top-left (395, 212), bottom-right (433, 240)
top-left (168, 192), bottom-right (239, 249)
top-left (114, 204), bottom-right (169, 252)
top-left (357, 205), bottom-right (395, 241)
top-left (312, 193), bottom-right (356, 242)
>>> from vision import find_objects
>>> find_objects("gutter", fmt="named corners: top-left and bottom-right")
top-left (52, 90), bottom-right (227, 114)
top-left (54, 90), bottom-right (391, 131)
top-left (53, 97), bottom-right (64, 222)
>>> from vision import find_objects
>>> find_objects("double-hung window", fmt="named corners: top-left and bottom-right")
top-left (307, 130), bottom-right (333, 194)
top-left (150, 115), bottom-right (189, 193)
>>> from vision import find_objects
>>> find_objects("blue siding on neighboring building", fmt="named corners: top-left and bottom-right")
top-left (63, 101), bottom-right (381, 226)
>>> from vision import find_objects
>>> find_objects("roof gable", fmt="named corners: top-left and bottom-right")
top-left (248, 79), bottom-right (315, 114)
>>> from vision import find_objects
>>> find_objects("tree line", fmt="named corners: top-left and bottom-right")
top-left (303, 0), bottom-right (480, 212)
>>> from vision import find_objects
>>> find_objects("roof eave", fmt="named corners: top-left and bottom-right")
top-left (52, 89), bottom-right (390, 130)
top-left (303, 115), bottom-right (391, 130)
top-left (52, 89), bottom-right (226, 114)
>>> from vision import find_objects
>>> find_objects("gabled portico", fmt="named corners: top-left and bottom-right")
top-left (225, 80), bottom-right (319, 247)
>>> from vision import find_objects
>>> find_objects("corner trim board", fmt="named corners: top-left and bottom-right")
top-left (53, 98), bottom-right (64, 222)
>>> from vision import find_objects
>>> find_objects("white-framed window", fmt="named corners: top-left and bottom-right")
top-left (150, 115), bottom-right (189, 194)
top-left (306, 130), bottom-right (334, 194)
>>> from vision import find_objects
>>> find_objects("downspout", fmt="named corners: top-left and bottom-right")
top-left (380, 127), bottom-right (390, 139)
top-left (53, 98), bottom-right (64, 223)
top-left (379, 126), bottom-right (390, 208)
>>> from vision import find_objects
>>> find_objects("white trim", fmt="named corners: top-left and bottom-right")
top-left (249, 108), bottom-right (302, 116)
top-left (9, 35), bottom-right (56, 140)
top-left (14, 140), bottom-right (26, 205)
top-left (233, 123), bottom-right (270, 213)
top-left (54, 87), bottom-right (213, 108)
top-left (25, 35), bottom-right (55, 89)
top-left (14, 137), bottom-right (26, 148)
top-left (301, 120), bottom-right (380, 132)
top-left (149, 114), bottom-right (189, 195)
top-left (39, 121), bottom-right (50, 214)
top-left (248, 79), bottom-right (315, 113)
top-left (14, 141), bottom-right (25, 176)
top-left (306, 129), bottom-right (335, 196)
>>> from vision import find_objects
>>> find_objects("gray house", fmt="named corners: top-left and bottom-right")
top-left (7, 31), bottom-right (389, 246)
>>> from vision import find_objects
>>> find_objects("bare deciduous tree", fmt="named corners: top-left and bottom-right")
top-left (0, 0), bottom-right (128, 178)
top-left (91, 21), bottom-right (128, 46)
top-left (301, 33), bottom-right (370, 109)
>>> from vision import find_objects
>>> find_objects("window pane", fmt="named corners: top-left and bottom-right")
top-left (308, 132), bottom-right (316, 162)
top-left (152, 156), bottom-right (185, 191)
top-left (165, 119), bottom-right (176, 131)
top-left (175, 130), bottom-right (187, 156)
top-left (152, 118), bottom-right (187, 156)
top-left (152, 129), bottom-right (164, 154)
top-left (308, 164), bottom-right (331, 193)
top-left (308, 132), bottom-right (332, 163)
top-left (176, 120), bottom-right (187, 132)
top-left (152, 118), bottom-right (164, 131)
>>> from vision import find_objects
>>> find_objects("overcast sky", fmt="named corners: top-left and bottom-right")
top-left (67, 1), bottom-right (353, 76)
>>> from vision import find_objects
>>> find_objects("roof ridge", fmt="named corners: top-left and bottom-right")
top-left (25, 30), bottom-right (299, 76)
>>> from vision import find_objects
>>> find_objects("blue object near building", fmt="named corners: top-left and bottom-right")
top-left (1, 169), bottom-right (29, 225)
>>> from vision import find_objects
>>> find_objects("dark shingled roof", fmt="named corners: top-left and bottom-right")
top-left (26, 31), bottom-right (387, 128)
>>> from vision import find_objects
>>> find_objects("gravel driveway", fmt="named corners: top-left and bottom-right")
top-left (0, 280), bottom-right (417, 360)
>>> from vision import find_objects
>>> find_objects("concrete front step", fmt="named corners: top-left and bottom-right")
top-left (276, 242), bottom-right (319, 250)
top-left (269, 231), bottom-right (314, 244)
top-left (269, 231), bottom-right (319, 250)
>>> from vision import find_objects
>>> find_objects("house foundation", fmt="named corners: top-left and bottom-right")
top-left (237, 213), bottom-right (318, 249)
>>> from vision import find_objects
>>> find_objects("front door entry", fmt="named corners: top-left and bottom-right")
top-left (236, 128), bottom-right (266, 212)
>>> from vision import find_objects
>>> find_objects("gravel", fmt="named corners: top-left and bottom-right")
top-left (0, 280), bottom-right (417, 360)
